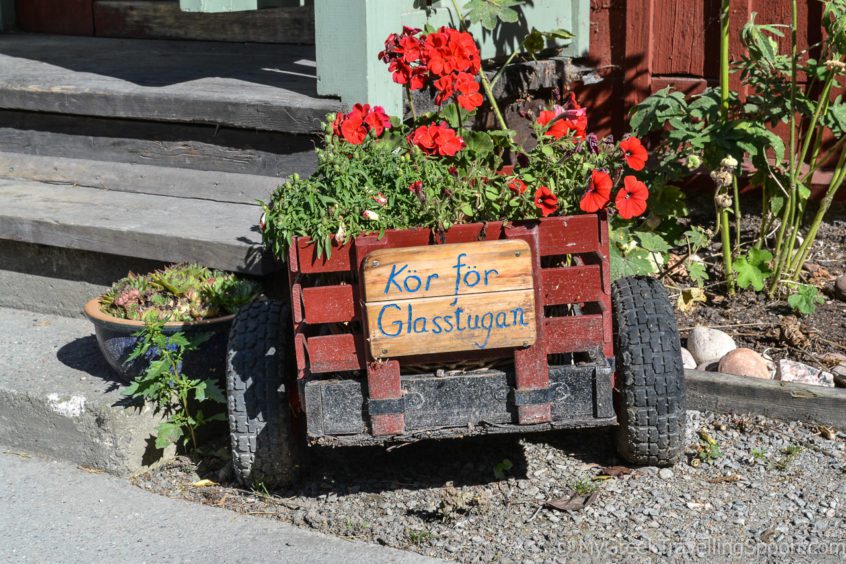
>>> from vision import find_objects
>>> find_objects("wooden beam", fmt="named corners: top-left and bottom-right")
top-left (685, 369), bottom-right (846, 428)
top-left (624, 0), bottom-right (654, 109)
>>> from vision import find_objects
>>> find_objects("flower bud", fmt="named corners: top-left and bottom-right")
top-left (373, 193), bottom-right (388, 206)
top-left (720, 155), bottom-right (738, 169)
top-left (336, 223), bottom-right (347, 245)
top-left (362, 210), bottom-right (379, 221)
top-left (714, 193), bottom-right (733, 210)
top-left (685, 155), bottom-right (702, 170)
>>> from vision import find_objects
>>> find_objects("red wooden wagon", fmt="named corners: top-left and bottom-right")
top-left (225, 213), bottom-right (686, 487)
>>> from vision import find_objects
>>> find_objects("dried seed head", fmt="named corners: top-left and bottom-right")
top-left (825, 59), bottom-right (846, 73)
top-left (714, 193), bottom-right (733, 209)
top-left (710, 169), bottom-right (734, 188)
top-left (720, 155), bottom-right (739, 169)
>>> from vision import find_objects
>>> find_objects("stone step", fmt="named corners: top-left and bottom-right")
top-left (0, 152), bottom-right (283, 205)
top-left (0, 109), bottom-right (318, 179)
top-left (0, 34), bottom-right (341, 134)
top-left (0, 178), bottom-right (275, 275)
top-left (0, 306), bottom-right (172, 475)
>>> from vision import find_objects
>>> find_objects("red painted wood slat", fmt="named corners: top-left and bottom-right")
top-left (306, 334), bottom-right (364, 373)
top-left (296, 238), bottom-right (352, 274)
top-left (301, 285), bottom-right (356, 324)
top-left (537, 214), bottom-right (600, 256)
top-left (541, 265), bottom-right (603, 305)
top-left (543, 315), bottom-right (605, 355)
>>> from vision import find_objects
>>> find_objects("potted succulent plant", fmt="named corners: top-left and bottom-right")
top-left (84, 263), bottom-right (260, 383)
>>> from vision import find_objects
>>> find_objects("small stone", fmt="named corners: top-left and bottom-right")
top-left (696, 361), bottom-right (719, 372)
top-left (834, 275), bottom-right (846, 302)
top-left (777, 359), bottom-right (834, 387)
top-left (687, 326), bottom-right (737, 365)
top-left (658, 468), bottom-right (674, 480)
top-left (718, 348), bottom-right (771, 379)
top-left (681, 347), bottom-right (697, 370)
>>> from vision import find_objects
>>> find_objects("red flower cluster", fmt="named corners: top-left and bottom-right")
top-left (536, 94), bottom-right (588, 140)
top-left (380, 26), bottom-right (483, 111)
top-left (579, 171), bottom-right (649, 219)
top-left (407, 121), bottom-right (465, 157)
top-left (332, 103), bottom-right (391, 145)
top-left (534, 186), bottom-right (558, 217)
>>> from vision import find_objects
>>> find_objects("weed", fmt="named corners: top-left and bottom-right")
top-left (696, 429), bottom-right (722, 464)
top-left (750, 448), bottom-right (768, 462)
top-left (406, 528), bottom-right (434, 546)
top-left (570, 477), bottom-right (598, 496)
top-left (493, 458), bottom-right (513, 480)
top-left (772, 445), bottom-right (803, 471)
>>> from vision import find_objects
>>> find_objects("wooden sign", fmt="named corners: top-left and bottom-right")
top-left (362, 240), bottom-right (536, 358)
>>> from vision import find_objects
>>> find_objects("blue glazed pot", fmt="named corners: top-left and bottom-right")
top-left (83, 298), bottom-right (234, 385)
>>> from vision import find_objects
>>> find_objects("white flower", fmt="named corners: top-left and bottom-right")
top-left (259, 212), bottom-right (267, 232)
top-left (362, 210), bottom-right (379, 221)
top-left (720, 155), bottom-right (738, 169)
top-left (335, 223), bottom-right (347, 245)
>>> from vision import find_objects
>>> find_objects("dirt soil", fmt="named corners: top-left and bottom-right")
top-left (670, 201), bottom-right (846, 369)
top-left (132, 412), bottom-right (846, 562)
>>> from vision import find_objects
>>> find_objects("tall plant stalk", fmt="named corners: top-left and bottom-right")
top-left (450, 0), bottom-right (509, 132)
top-left (719, 0), bottom-right (736, 295)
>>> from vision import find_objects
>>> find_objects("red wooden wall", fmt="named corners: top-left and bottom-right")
top-left (578, 0), bottom-right (826, 139)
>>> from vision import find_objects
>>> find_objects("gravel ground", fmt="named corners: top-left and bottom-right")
top-left (132, 410), bottom-right (846, 562)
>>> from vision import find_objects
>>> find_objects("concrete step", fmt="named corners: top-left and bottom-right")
top-left (0, 109), bottom-right (319, 179)
top-left (0, 306), bottom-right (172, 475)
top-left (0, 178), bottom-right (274, 275)
top-left (0, 34), bottom-right (341, 134)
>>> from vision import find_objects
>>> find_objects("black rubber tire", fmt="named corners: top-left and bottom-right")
top-left (611, 276), bottom-right (686, 466)
top-left (226, 299), bottom-right (301, 488)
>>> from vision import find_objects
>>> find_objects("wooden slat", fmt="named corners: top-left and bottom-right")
top-left (543, 315), bottom-right (605, 355)
top-left (301, 284), bottom-right (356, 324)
top-left (17, 0), bottom-right (94, 35)
top-left (94, 1), bottom-right (315, 44)
top-left (306, 334), bottom-right (363, 373)
top-left (296, 238), bottom-right (352, 274)
top-left (541, 265), bottom-right (603, 305)
top-left (362, 239), bottom-right (532, 303)
top-left (537, 214), bottom-right (600, 256)
top-left (441, 221), bottom-right (503, 244)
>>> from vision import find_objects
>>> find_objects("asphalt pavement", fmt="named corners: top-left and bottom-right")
top-left (0, 449), bottom-right (444, 564)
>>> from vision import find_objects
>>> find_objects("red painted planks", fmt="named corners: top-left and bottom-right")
top-left (306, 334), bottom-right (363, 373)
top-left (301, 284), bottom-right (356, 324)
top-left (296, 237), bottom-right (352, 274)
top-left (543, 315), bottom-right (605, 355)
top-left (542, 265), bottom-right (603, 305)
top-left (536, 214), bottom-right (601, 256)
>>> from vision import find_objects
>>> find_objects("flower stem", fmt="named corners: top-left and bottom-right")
top-left (406, 87), bottom-right (418, 120)
top-left (449, 0), bottom-right (510, 132)
top-left (718, 0), bottom-right (735, 293)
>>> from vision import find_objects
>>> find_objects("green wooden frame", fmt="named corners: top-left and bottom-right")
top-left (0, 0), bottom-right (15, 31)
top-left (315, 0), bottom-right (589, 115)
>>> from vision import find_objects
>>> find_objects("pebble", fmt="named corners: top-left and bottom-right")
top-left (776, 359), bottom-right (835, 387)
top-left (658, 468), bottom-right (674, 480)
top-left (696, 361), bottom-right (719, 372)
top-left (687, 326), bottom-right (737, 364)
top-left (834, 275), bottom-right (846, 302)
top-left (718, 348), bottom-right (771, 379)
top-left (681, 347), bottom-right (697, 369)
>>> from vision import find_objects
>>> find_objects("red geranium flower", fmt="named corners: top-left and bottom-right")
top-left (615, 176), bottom-right (649, 219)
top-left (331, 111), bottom-right (345, 138)
top-left (388, 59), bottom-right (428, 90)
top-left (454, 72), bottom-right (483, 111)
top-left (340, 104), bottom-right (368, 145)
top-left (424, 27), bottom-right (480, 77)
top-left (534, 186), bottom-right (559, 217)
top-left (536, 110), bottom-right (569, 139)
top-left (407, 122), bottom-right (464, 157)
top-left (619, 137), bottom-right (648, 171)
top-left (509, 178), bottom-right (528, 195)
top-left (580, 170), bottom-right (613, 213)
top-left (364, 105), bottom-right (391, 137)
top-left (433, 73), bottom-right (455, 106)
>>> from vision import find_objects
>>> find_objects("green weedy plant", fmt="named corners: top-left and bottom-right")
top-left (629, 0), bottom-right (846, 300)
top-left (122, 320), bottom-right (226, 450)
top-left (787, 283), bottom-right (825, 315)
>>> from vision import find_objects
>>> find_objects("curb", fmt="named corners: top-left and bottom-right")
top-left (685, 369), bottom-right (846, 428)
top-left (0, 307), bottom-right (173, 475)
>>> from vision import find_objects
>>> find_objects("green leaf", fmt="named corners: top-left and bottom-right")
top-left (155, 421), bottom-right (184, 449)
top-left (203, 380), bottom-right (226, 404)
top-left (687, 261), bottom-right (710, 287)
top-left (683, 227), bottom-right (711, 250)
top-left (734, 249), bottom-right (773, 291)
top-left (462, 0), bottom-right (521, 30)
top-left (523, 28), bottom-right (545, 55)
top-left (194, 380), bottom-right (207, 402)
top-left (610, 244), bottom-right (655, 280)
top-left (464, 131), bottom-right (495, 158)
top-left (787, 284), bottom-right (825, 315)
top-left (636, 231), bottom-right (672, 253)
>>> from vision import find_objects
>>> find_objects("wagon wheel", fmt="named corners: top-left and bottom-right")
top-left (611, 276), bottom-right (686, 466)
top-left (226, 299), bottom-right (303, 488)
